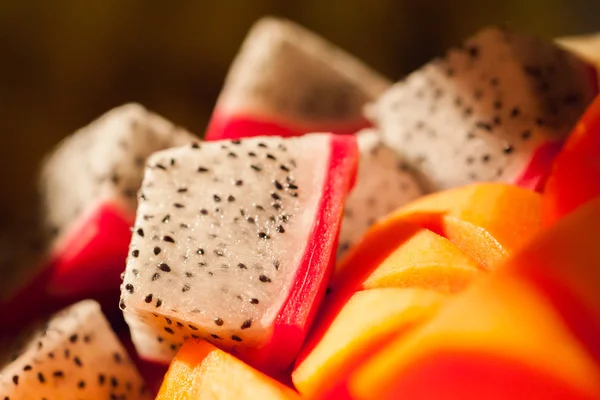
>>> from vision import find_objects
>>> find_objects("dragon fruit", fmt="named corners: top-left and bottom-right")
top-left (369, 27), bottom-right (599, 192)
top-left (1, 103), bottom-right (197, 329)
top-left (0, 300), bottom-right (150, 400)
top-left (337, 129), bottom-right (423, 256)
top-left (120, 133), bottom-right (358, 371)
top-left (205, 16), bottom-right (391, 141)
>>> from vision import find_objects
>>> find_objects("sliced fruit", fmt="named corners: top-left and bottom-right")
top-left (369, 26), bottom-right (598, 192)
top-left (292, 288), bottom-right (445, 398)
top-left (156, 340), bottom-right (299, 400)
top-left (384, 183), bottom-right (542, 270)
top-left (345, 199), bottom-right (600, 400)
top-left (543, 95), bottom-right (600, 224)
top-left (0, 300), bottom-right (150, 399)
top-left (205, 17), bottom-right (390, 141)
top-left (120, 134), bottom-right (358, 371)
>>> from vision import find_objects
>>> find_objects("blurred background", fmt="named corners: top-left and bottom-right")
top-left (1, 0), bottom-right (599, 222)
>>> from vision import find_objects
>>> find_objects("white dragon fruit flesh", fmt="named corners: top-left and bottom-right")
top-left (205, 16), bottom-right (391, 140)
top-left (338, 129), bottom-right (423, 257)
top-left (120, 134), bottom-right (358, 371)
top-left (1, 104), bottom-right (197, 330)
top-left (369, 26), bottom-right (598, 192)
top-left (0, 300), bottom-right (150, 400)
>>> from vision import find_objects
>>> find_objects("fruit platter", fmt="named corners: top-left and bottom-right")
top-left (1, 16), bottom-right (600, 399)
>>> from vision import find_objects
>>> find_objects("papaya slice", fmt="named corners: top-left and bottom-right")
top-left (156, 340), bottom-right (299, 400)
top-left (345, 199), bottom-right (600, 400)
top-left (292, 288), bottom-right (445, 398)
top-left (335, 225), bottom-right (482, 295)
top-left (339, 183), bottom-right (541, 272)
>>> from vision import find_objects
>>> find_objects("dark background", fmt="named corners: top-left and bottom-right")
top-left (1, 0), bottom-right (599, 222)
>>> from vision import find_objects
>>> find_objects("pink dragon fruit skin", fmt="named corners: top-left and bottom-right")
top-left (205, 16), bottom-right (391, 141)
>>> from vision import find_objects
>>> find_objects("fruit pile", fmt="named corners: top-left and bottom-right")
top-left (1, 16), bottom-right (600, 400)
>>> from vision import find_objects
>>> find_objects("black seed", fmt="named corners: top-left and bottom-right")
top-left (232, 335), bottom-right (243, 342)
top-left (68, 334), bottom-right (78, 343)
top-left (493, 116), bottom-right (501, 125)
top-left (251, 164), bottom-right (262, 171)
top-left (125, 284), bottom-right (134, 294)
top-left (198, 167), bottom-right (209, 173)
top-left (53, 370), bottom-right (64, 378)
top-left (273, 260), bottom-right (280, 270)
top-left (152, 273), bottom-right (160, 281)
top-left (238, 263), bottom-right (247, 269)
top-left (272, 203), bottom-right (282, 210)
top-left (228, 152), bottom-right (237, 158)
top-left (212, 194), bottom-right (222, 203)
top-left (521, 130), bottom-right (532, 140)
top-left (280, 164), bottom-right (290, 172)
top-left (38, 373), bottom-right (45, 383)
top-left (241, 320), bottom-right (252, 329)
top-left (536, 118), bottom-right (545, 126)
top-left (158, 263), bottom-right (171, 272)
top-left (258, 232), bottom-right (270, 239)
top-left (157, 337), bottom-right (164, 343)
top-left (286, 183), bottom-right (298, 190)
top-left (156, 299), bottom-right (163, 307)
top-left (170, 158), bottom-right (176, 166)
top-left (214, 318), bottom-right (224, 326)
top-left (119, 300), bottom-right (126, 310)
top-left (274, 180), bottom-right (283, 190)
top-left (114, 352), bottom-right (122, 363)
top-left (482, 154), bottom-right (491, 163)
top-left (23, 365), bottom-right (32, 371)
top-left (200, 208), bottom-right (208, 215)
top-left (154, 163), bottom-right (166, 170)
top-left (258, 142), bottom-right (267, 148)
top-left (136, 228), bottom-right (144, 237)
top-left (163, 235), bottom-right (175, 243)
top-left (476, 122), bottom-right (492, 132)
top-left (271, 192), bottom-right (281, 201)
top-left (191, 142), bottom-right (200, 149)
top-left (174, 203), bottom-right (185, 209)
top-left (467, 45), bottom-right (479, 58)
top-left (83, 335), bottom-right (91, 343)
top-left (276, 225), bottom-right (285, 233)
top-left (164, 327), bottom-right (175, 334)
top-left (162, 214), bottom-right (171, 223)
top-left (176, 321), bottom-right (184, 328)
top-left (74, 356), bottom-right (83, 367)
top-left (132, 269), bottom-right (139, 277)
top-left (111, 377), bottom-right (118, 388)
top-left (226, 195), bottom-right (236, 203)
top-left (210, 334), bottom-right (220, 339)
top-left (177, 187), bottom-right (188, 193)
top-left (48, 352), bottom-right (55, 359)
top-left (191, 334), bottom-right (200, 339)
top-left (503, 145), bottom-right (514, 154)
top-left (153, 246), bottom-right (162, 255)
top-left (255, 204), bottom-right (265, 211)
top-left (64, 349), bottom-right (70, 358)
top-left (12, 375), bottom-right (18, 385)
top-left (208, 271), bottom-right (214, 276)
top-left (77, 380), bottom-right (85, 389)
top-left (259, 274), bottom-right (271, 283)
top-left (266, 153), bottom-right (277, 160)
top-left (185, 272), bottom-right (193, 278)
top-left (98, 374), bottom-right (106, 385)
top-left (143, 215), bottom-right (154, 221)
top-left (247, 217), bottom-right (255, 224)
top-left (231, 139), bottom-right (241, 145)
top-left (189, 324), bottom-right (198, 331)
top-left (510, 107), bottom-right (521, 117)
top-left (170, 344), bottom-right (178, 351)
top-left (197, 248), bottom-right (205, 255)
top-left (250, 298), bottom-right (259, 304)
top-left (235, 179), bottom-right (243, 186)
top-left (182, 285), bottom-right (190, 293)
top-left (145, 294), bottom-right (153, 303)
top-left (214, 249), bottom-right (224, 257)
